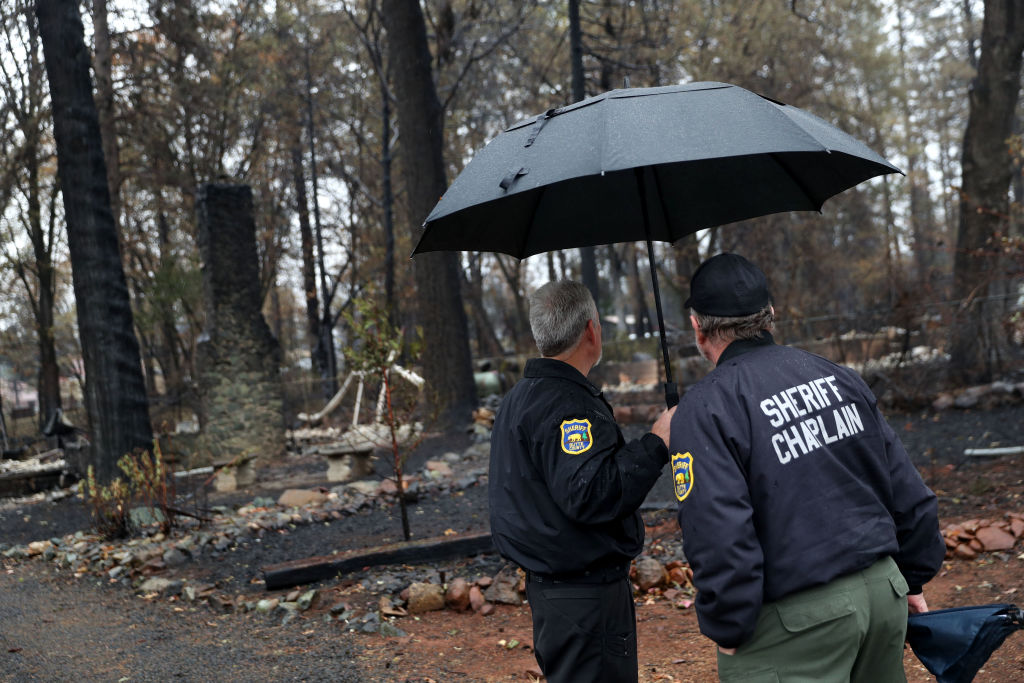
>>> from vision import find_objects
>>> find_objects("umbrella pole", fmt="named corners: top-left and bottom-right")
top-left (635, 167), bottom-right (677, 408)
top-left (646, 238), bottom-right (679, 408)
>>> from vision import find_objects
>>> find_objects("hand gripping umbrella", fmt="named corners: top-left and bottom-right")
top-left (413, 81), bottom-right (901, 406)
top-left (907, 603), bottom-right (1024, 683)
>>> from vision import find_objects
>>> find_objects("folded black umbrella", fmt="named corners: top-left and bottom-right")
top-left (907, 603), bottom-right (1024, 683)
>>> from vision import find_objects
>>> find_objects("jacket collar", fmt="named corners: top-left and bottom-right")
top-left (524, 357), bottom-right (602, 396)
top-left (717, 331), bottom-right (775, 366)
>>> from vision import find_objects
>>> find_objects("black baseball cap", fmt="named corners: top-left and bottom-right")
top-left (684, 253), bottom-right (772, 316)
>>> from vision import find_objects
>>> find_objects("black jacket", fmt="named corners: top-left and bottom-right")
top-left (489, 358), bottom-right (668, 575)
top-left (669, 334), bottom-right (945, 648)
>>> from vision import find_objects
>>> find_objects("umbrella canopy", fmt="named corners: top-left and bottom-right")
top-left (414, 81), bottom-right (899, 258)
top-left (907, 603), bottom-right (1024, 683)
top-left (413, 81), bottom-right (901, 406)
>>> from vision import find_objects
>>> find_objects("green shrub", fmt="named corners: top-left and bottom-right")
top-left (81, 442), bottom-right (177, 539)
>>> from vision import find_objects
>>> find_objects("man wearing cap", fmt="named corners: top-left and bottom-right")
top-left (669, 253), bottom-right (945, 682)
top-left (490, 279), bottom-right (675, 683)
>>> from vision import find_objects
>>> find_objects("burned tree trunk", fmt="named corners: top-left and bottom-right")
top-left (36, 0), bottom-right (152, 483)
top-left (195, 184), bottom-right (284, 464)
top-left (380, 0), bottom-right (476, 428)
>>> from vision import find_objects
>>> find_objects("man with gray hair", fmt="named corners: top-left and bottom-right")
top-left (669, 253), bottom-right (944, 682)
top-left (489, 279), bottom-right (675, 683)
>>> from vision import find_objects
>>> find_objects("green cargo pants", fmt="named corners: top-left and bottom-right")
top-left (716, 556), bottom-right (910, 683)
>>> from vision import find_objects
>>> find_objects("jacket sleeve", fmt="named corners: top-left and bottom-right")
top-left (876, 402), bottom-right (946, 593)
top-left (537, 409), bottom-right (667, 525)
top-left (672, 396), bottom-right (764, 649)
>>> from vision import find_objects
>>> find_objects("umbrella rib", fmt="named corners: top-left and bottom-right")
top-left (520, 185), bottom-right (547, 258)
top-left (768, 152), bottom-right (824, 210)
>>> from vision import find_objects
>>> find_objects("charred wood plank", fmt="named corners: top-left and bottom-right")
top-left (261, 531), bottom-right (494, 590)
top-left (0, 468), bottom-right (73, 498)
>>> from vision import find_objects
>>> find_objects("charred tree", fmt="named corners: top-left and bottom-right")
top-left (291, 141), bottom-right (324, 389)
top-left (949, 0), bottom-right (1024, 383)
top-left (569, 0), bottom-right (600, 305)
top-left (36, 0), bottom-right (152, 482)
top-left (380, 0), bottom-right (476, 428)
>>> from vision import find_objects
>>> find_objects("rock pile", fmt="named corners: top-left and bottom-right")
top-left (942, 513), bottom-right (1024, 559)
top-left (378, 554), bottom-right (697, 627)
top-left (0, 448), bottom-right (488, 618)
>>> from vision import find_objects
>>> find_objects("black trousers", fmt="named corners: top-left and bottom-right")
top-left (525, 574), bottom-right (638, 683)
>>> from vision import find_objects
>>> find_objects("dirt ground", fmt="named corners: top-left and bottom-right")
top-left (2, 403), bottom-right (1024, 682)
top-left (344, 432), bottom-right (1024, 683)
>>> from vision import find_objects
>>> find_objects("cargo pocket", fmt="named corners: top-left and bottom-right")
top-left (888, 572), bottom-right (909, 598)
top-left (776, 591), bottom-right (856, 633)
top-left (603, 629), bottom-right (635, 657)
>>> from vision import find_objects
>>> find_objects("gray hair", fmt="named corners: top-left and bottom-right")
top-left (529, 280), bottom-right (597, 357)
top-left (693, 304), bottom-right (775, 342)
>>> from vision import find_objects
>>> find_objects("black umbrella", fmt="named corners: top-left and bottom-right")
top-left (907, 603), bottom-right (1024, 683)
top-left (413, 81), bottom-right (901, 405)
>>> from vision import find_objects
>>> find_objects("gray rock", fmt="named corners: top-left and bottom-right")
top-left (297, 589), bottom-right (317, 611)
top-left (378, 621), bottom-right (408, 637)
top-left (137, 577), bottom-right (182, 596)
top-left (358, 612), bottom-right (380, 633)
top-left (129, 506), bottom-right (166, 527)
top-left (484, 567), bottom-right (523, 606)
top-left (162, 547), bottom-right (188, 567)
top-left (278, 603), bottom-right (299, 625)
top-left (346, 480), bottom-right (379, 497)
top-left (255, 598), bottom-right (279, 614)
top-left (635, 556), bottom-right (668, 592)
top-left (3, 545), bottom-right (29, 560)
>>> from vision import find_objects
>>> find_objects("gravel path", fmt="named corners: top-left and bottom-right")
top-left (0, 560), bottom-right (368, 682)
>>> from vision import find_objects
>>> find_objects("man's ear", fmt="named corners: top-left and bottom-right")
top-left (690, 314), bottom-right (707, 345)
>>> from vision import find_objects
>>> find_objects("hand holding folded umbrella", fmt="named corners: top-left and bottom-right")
top-left (907, 603), bottom-right (1024, 683)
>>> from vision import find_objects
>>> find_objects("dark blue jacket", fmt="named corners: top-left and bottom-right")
top-left (489, 358), bottom-right (668, 575)
top-left (669, 333), bottom-right (945, 648)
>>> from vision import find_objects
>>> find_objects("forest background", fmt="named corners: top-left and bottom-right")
top-left (1, 0), bottom-right (1023, 482)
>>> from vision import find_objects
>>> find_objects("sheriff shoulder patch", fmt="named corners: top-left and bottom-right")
top-left (560, 419), bottom-right (594, 454)
top-left (671, 452), bottom-right (694, 502)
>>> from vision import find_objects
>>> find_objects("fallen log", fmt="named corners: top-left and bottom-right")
top-left (261, 531), bottom-right (494, 590)
top-left (0, 467), bottom-right (72, 498)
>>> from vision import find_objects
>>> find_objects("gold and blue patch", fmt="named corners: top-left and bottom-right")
top-left (560, 419), bottom-right (594, 454)
top-left (672, 452), bottom-right (694, 501)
